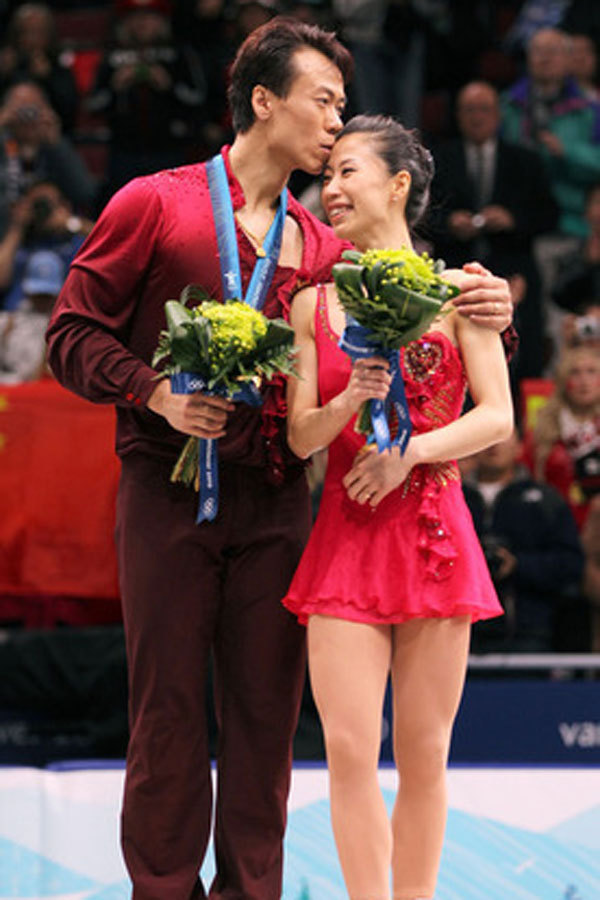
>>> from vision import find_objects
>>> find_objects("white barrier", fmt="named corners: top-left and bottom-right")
top-left (0, 764), bottom-right (599, 899)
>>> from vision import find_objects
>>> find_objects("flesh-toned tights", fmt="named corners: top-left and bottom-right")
top-left (307, 614), bottom-right (471, 900)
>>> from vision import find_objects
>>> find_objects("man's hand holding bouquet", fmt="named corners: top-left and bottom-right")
top-left (153, 284), bottom-right (296, 522)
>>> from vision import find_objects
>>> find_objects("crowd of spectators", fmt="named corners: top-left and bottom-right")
top-left (0, 0), bottom-right (599, 653)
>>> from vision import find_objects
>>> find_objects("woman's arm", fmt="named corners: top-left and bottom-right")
top-left (344, 312), bottom-right (514, 505)
top-left (287, 285), bottom-right (391, 460)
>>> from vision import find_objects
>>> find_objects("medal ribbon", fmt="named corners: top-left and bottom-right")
top-left (176, 153), bottom-right (287, 523)
top-left (339, 317), bottom-right (412, 455)
top-left (206, 152), bottom-right (287, 308)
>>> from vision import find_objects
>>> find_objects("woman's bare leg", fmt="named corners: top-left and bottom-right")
top-left (308, 614), bottom-right (393, 900)
top-left (390, 616), bottom-right (471, 900)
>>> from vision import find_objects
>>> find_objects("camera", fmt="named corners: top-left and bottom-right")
top-left (14, 104), bottom-right (40, 124)
top-left (31, 195), bottom-right (54, 226)
top-left (574, 315), bottom-right (600, 341)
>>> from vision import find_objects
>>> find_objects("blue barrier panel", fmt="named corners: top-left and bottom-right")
top-left (450, 679), bottom-right (600, 764)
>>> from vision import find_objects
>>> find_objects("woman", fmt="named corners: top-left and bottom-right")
top-left (283, 115), bottom-right (514, 900)
top-left (529, 343), bottom-right (600, 530)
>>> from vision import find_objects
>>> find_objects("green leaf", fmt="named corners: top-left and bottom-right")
top-left (165, 300), bottom-right (193, 334)
top-left (179, 283), bottom-right (212, 307)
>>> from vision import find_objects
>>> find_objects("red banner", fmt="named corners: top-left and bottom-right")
top-left (0, 378), bottom-right (121, 623)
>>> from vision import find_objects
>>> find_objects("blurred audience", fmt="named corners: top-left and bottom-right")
top-left (552, 182), bottom-right (600, 314)
top-left (0, 247), bottom-right (63, 383)
top-left (527, 343), bottom-right (600, 530)
top-left (568, 33), bottom-right (599, 101)
top-left (173, 0), bottom-right (236, 153)
top-left (0, 3), bottom-right (79, 134)
top-left (431, 79), bottom-right (557, 381)
top-left (581, 494), bottom-right (600, 650)
top-left (501, 27), bottom-right (600, 240)
top-left (560, 301), bottom-right (600, 351)
top-left (0, 180), bottom-right (94, 311)
top-left (332, 0), bottom-right (427, 128)
top-left (0, 80), bottom-right (97, 236)
top-left (86, 0), bottom-right (207, 196)
top-left (463, 429), bottom-right (586, 653)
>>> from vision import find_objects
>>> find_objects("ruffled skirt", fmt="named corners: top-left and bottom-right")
top-left (283, 467), bottom-right (503, 626)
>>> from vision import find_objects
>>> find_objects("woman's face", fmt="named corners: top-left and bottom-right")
top-left (565, 350), bottom-right (600, 410)
top-left (321, 132), bottom-right (400, 243)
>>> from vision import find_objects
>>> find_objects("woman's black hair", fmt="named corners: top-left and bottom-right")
top-left (335, 114), bottom-right (434, 228)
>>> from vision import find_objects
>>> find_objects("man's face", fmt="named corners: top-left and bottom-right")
top-left (528, 30), bottom-right (570, 85)
top-left (2, 83), bottom-right (48, 144)
top-left (266, 47), bottom-right (346, 175)
top-left (475, 433), bottom-right (520, 481)
top-left (457, 84), bottom-right (499, 144)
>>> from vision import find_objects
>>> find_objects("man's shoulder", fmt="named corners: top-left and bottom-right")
top-left (137, 162), bottom-right (208, 195)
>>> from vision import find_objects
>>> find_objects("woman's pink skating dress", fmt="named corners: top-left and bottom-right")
top-left (283, 285), bottom-right (503, 626)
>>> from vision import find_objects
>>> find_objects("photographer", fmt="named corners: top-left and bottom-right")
top-left (463, 430), bottom-right (585, 652)
top-left (86, 0), bottom-right (207, 197)
top-left (0, 3), bottom-right (79, 134)
top-left (0, 180), bottom-right (94, 312)
top-left (0, 80), bottom-right (97, 238)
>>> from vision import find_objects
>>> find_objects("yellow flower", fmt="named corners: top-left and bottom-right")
top-left (195, 300), bottom-right (268, 365)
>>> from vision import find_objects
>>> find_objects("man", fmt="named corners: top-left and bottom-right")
top-left (46, 17), bottom-right (513, 900)
top-left (463, 430), bottom-right (584, 653)
top-left (431, 80), bottom-right (557, 379)
top-left (501, 28), bottom-right (600, 242)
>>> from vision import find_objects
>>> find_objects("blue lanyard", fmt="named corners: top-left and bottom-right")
top-left (206, 152), bottom-right (287, 309)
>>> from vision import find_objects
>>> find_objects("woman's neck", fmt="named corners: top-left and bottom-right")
top-left (352, 222), bottom-right (413, 254)
top-left (228, 131), bottom-right (291, 213)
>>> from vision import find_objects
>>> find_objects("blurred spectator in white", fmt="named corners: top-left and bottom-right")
top-left (0, 248), bottom-right (63, 383)
top-left (568, 33), bottom-right (600, 102)
top-left (0, 3), bottom-right (79, 134)
top-left (0, 80), bottom-right (97, 236)
top-left (0, 179), bottom-right (94, 311)
top-left (431, 80), bottom-right (557, 380)
top-left (552, 183), bottom-right (600, 313)
top-left (332, 0), bottom-right (429, 128)
top-left (526, 343), bottom-right (600, 530)
top-left (463, 428), bottom-right (585, 652)
top-left (86, 0), bottom-right (207, 197)
top-left (560, 301), bottom-right (600, 351)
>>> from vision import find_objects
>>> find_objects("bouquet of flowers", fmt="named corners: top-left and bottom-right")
top-left (153, 285), bottom-right (296, 519)
top-left (332, 247), bottom-right (460, 445)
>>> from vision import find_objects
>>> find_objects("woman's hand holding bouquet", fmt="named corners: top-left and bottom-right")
top-left (333, 246), bottom-right (460, 452)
